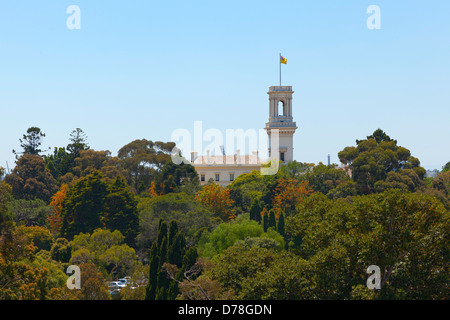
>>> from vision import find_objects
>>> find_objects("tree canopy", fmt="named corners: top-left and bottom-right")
top-left (4, 154), bottom-right (58, 203)
top-left (338, 129), bottom-right (426, 194)
top-left (117, 139), bottom-right (175, 192)
top-left (13, 127), bottom-right (48, 158)
top-left (1, 127), bottom-right (449, 301)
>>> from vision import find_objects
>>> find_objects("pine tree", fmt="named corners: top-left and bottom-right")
top-left (13, 126), bottom-right (47, 158)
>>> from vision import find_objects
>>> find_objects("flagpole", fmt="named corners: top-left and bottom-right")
top-left (279, 53), bottom-right (281, 86)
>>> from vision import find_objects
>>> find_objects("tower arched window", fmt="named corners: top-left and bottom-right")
top-left (277, 100), bottom-right (285, 116)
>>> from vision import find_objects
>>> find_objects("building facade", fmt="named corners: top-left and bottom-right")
top-left (191, 85), bottom-right (297, 187)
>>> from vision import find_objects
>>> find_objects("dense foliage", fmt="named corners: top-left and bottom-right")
top-left (0, 127), bottom-right (448, 300)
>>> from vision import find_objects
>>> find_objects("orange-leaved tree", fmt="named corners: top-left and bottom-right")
top-left (272, 178), bottom-right (311, 218)
top-left (195, 184), bottom-right (235, 222)
top-left (48, 184), bottom-right (68, 236)
top-left (148, 181), bottom-right (162, 198)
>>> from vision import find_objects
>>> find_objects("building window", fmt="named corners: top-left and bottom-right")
top-left (230, 173), bottom-right (234, 181)
top-left (280, 152), bottom-right (285, 162)
top-left (215, 174), bottom-right (220, 181)
top-left (201, 174), bottom-right (205, 182)
top-left (278, 100), bottom-right (284, 116)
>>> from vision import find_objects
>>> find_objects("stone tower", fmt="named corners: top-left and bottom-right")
top-left (265, 86), bottom-right (298, 163)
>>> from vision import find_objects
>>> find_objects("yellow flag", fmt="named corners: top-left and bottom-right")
top-left (280, 55), bottom-right (287, 64)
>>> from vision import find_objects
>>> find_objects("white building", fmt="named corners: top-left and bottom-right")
top-left (191, 85), bottom-right (298, 187)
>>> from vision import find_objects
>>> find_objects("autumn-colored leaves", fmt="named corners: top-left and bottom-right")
top-left (48, 184), bottom-right (68, 236)
top-left (195, 178), bottom-right (311, 223)
top-left (195, 184), bottom-right (236, 222)
top-left (272, 178), bottom-right (311, 219)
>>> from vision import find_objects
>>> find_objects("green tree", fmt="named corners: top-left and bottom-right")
top-left (78, 262), bottom-right (110, 300)
top-left (45, 147), bottom-right (72, 183)
top-left (60, 149), bottom-right (126, 186)
top-left (277, 212), bottom-right (285, 237)
top-left (209, 244), bottom-right (309, 299)
top-left (374, 169), bottom-right (422, 193)
top-left (103, 176), bottom-right (139, 247)
top-left (145, 241), bottom-right (160, 300)
top-left (145, 219), bottom-right (194, 300)
top-left (137, 192), bottom-right (215, 249)
top-left (338, 129), bottom-right (426, 194)
top-left (326, 180), bottom-right (357, 200)
top-left (13, 127), bottom-right (48, 158)
top-left (227, 170), bottom-right (266, 214)
top-left (4, 154), bottom-right (58, 203)
top-left (50, 238), bottom-right (72, 263)
top-left (45, 129), bottom-right (89, 183)
top-left (9, 198), bottom-right (52, 227)
top-left (259, 174), bottom-right (282, 211)
top-left (249, 198), bottom-right (262, 223)
top-left (286, 190), bottom-right (450, 299)
top-left (0, 182), bottom-right (12, 232)
top-left (154, 161), bottom-right (200, 195)
top-left (268, 209), bottom-right (276, 230)
top-left (67, 128), bottom-right (90, 158)
top-left (15, 225), bottom-right (53, 252)
top-left (301, 162), bottom-right (353, 197)
top-left (0, 223), bottom-right (68, 300)
top-left (70, 228), bottom-right (137, 279)
top-left (198, 215), bottom-right (285, 258)
top-left (60, 171), bottom-right (139, 243)
top-left (60, 171), bottom-right (108, 239)
top-left (98, 244), bottom-right (137, 278)
top-left (117, 139), bottom-right (175, 193)
top-left (360, 128), bottom-right (396, 144)
top-left (442, 161), bottom-right (450, 173)
top-left (263, 210), bottom-right (269, 232)
top-left (423, 171), bottom-right (450, 210)
top-left (279, 160), bottom-right (313, 180)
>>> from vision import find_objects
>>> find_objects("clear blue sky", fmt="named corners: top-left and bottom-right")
top-left (1, 0), bottom-right (449, 171)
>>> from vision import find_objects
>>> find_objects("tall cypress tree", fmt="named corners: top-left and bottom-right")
top-left (277, 212), bottom-right (285, 237)
top-left (263, 210), bottom-right (269, 232)
top-left (145, 242), bottom-right (159, 300)
top-left (146, 219), bottom-right (168, 300)
top-left (268, 209), bottom-right (277, 231)
top-left (168, 220), bottom-right (179, 246)
top-left (168, 232), bottom-right (186, 268)
top-left (157, 219), bottom-right (168, 250)
top-left (166, 220), bottom-right (188, 300)
top-left (249, 198), bottom-right (262, 223)
top-left (156, 236), bottom-right (168, 300)
top-left (146, 218), bottom-right (196, 300)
